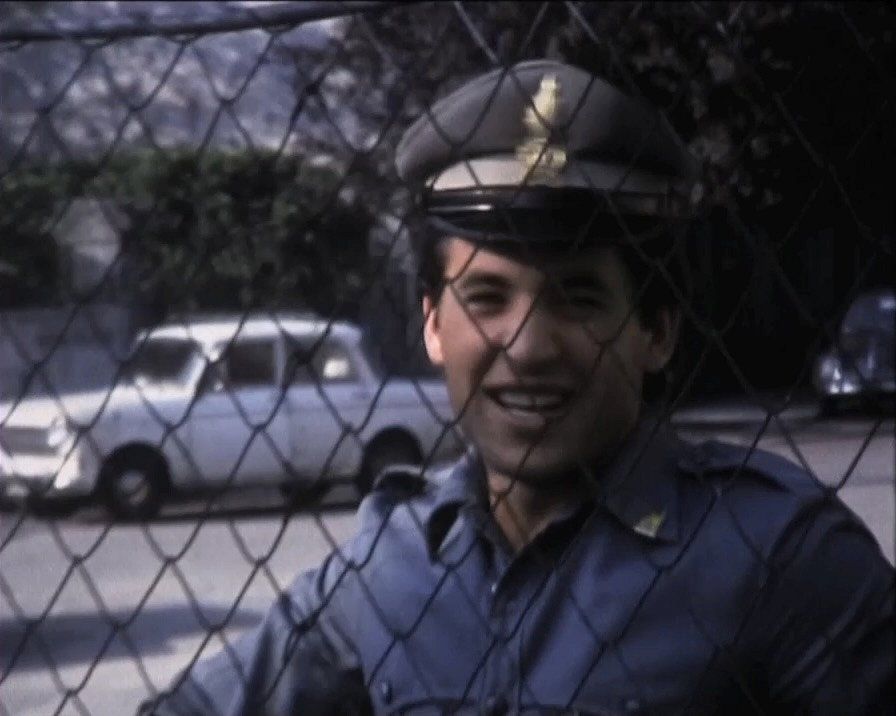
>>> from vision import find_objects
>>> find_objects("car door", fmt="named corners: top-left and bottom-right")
top-left (187, 337), bottom-right (289, 488)
top-left (282, 336), bottom-right (367, 482)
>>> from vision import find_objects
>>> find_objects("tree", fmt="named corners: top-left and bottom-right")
top-left (0, 150), bottom-right (375, 317)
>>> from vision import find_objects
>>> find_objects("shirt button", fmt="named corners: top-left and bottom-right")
top-left (490, 581), bottom-right (499, 595)
top-left (379, 680), bottom-right (392, 704)
top-left (624, 697), bottom-right (641, 712)
top-left (484, 694), bottom-right (508, 715)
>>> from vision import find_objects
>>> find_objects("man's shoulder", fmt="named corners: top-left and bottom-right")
top-left (680, 438), bottom-right (825, 500)
top-left (355, 460), bottom-right (461, 533)
top-left (675, 437), bottom-right (847, 556)
top-left (369, 460), bottom-right (458, 500)
top-left (337, 459), bottom-right (467, 574)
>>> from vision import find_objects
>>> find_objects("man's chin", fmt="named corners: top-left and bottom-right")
top-left (480, 445), bottom-right (590, 490)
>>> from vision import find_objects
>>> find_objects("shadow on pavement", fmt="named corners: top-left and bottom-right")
top-left (146, 494), bottom-right (361, 524)
top-left (118, 484), bottom-right (361, 524)
top-left (1, 603), bottom-right (262, 673)
top-left (0, 484), bottom-right (363, 525)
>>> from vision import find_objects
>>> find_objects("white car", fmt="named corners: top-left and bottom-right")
top-left (0, 314), bottom-right (464, 518)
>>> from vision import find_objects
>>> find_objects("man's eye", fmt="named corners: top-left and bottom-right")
top-left (567, 291), bottom-right (604, 306)
top-left (462, 291), bottom-right (506, 309)
top-left (556, 290), bottom-right (606, 311)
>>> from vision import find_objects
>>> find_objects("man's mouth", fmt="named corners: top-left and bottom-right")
top-left (484, 387), bottom-right (574, 418)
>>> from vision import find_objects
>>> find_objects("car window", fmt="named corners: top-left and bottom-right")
top-left (224, 339), bottom-right (276, 388)
top-left (285, 337), bottom-right (357, 385)
top-left (125, 338), bottom-right (197, 385)
top-left (843, 292), bottom-right (896, 334)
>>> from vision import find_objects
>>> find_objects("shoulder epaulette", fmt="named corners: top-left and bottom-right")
top-left (683, 439), bottom-right (822, 496)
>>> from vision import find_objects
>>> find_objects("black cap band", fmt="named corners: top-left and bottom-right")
top-left (422, 186), bottom-right (680, 246)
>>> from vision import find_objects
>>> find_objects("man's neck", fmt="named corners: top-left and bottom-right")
top-left (486, 470), bottom-right (591, 553)
top-left (482, 419), bottom-right (651, 552)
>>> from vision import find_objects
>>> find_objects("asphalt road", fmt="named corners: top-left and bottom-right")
top-left (1, 413), bottom-right (893, 716)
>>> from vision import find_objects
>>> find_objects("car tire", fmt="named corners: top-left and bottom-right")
top-left (356, 434), bottom-right (422, 496)
top-left (100, 450), bottom-right (168, 520)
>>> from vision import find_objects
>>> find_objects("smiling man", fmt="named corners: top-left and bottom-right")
top-left (420, 237), bottom-right (679, 551)
top-left (146, 61), bottom-right (893, 715)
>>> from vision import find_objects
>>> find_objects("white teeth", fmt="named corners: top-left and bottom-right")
top-left (494, 391), bottom-right (566, 411)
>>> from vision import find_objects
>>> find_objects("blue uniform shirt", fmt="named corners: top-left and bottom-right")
top-left (144, 423), bottom-right (894, 714)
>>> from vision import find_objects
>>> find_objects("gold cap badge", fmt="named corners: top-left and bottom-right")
top-left (516, 74), bottom-right (567, 184)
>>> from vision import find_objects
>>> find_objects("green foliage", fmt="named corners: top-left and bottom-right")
top-left (338, 1), bottom-right (894, 223)
top-left (0, 165), bottom-right (79, 305)
top-left (0, 150), bottom-right (374, 314)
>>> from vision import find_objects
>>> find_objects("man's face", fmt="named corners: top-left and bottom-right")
top-left (423, 238), bottom-right (678, 486)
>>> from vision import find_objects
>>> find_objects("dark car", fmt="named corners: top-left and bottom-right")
top-left (813, 288), bottom-right (895, 415)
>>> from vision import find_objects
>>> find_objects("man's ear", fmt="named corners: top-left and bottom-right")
top-left (643, 305), bottom-right (681, 373)
top-left (422, 294), bottom-right (444, 367)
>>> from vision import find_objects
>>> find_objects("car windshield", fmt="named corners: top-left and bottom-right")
top-left (124, 338), bottom-right (198, 386)
top-left (843, 291), bottom-right (896, 335)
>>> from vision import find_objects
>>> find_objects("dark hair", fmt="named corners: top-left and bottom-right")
top-left (615, 231), bottom-right (691, 405)
top-left (411, 219), bottom-right (692, 405)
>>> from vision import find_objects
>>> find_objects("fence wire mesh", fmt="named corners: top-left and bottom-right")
top-left (0, 2), bottom-right (894, 715)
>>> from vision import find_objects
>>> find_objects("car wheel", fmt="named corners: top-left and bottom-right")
top-left (356, 434), bottom-right (422, 496)
top-left (101, 451), bottom-right (168, 520)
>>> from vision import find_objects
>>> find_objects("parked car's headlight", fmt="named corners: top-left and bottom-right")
top-left (816, 353), bottom-right (842, 384)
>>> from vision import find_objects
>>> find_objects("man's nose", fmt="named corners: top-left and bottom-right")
top-left (501, 300), bottom-right (562, 370)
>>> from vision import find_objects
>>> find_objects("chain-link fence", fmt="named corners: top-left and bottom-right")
top-left (1, 2), bottom-right (894, 714)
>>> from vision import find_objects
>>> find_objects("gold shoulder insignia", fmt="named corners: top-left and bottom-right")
top-left (632, 510), bottom-right (666, 539)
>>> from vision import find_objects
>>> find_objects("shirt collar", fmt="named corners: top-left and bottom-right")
top-left (592, 416), bottom-right (684, 543)
top-left (424, 447), bottom-right (485, 559)
top-left (424, 418), bottom-right (686, 556)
